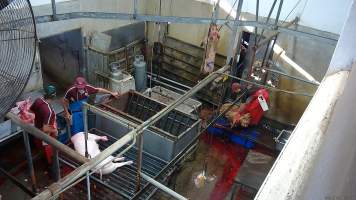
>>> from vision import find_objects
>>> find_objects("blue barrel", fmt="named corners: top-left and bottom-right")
top-left (134, 55), bottom-right (147, 92)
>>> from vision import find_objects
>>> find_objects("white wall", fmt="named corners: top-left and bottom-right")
top-left (242, 0), bottom-right (352, 34)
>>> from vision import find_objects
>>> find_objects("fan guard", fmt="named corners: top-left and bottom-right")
top-left (0, 0), bottom-right (37, 118)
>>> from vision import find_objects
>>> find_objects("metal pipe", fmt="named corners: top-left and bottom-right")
top-left (220, 72), bottom-right (314, 97)
top-left (254, 66), bottom-right (320, 86)
top-left (0, 167), bottom-right (36, 197)
top-left (225, 0), bottom-right (243, 65)
top-left (133, 0), bottom-right (138, 19)
top-left (53, 149), bottom-right (60, 181)
top-left (274, 0), bottom-right (284, 26)
top-left (23, 131), bottom-right (38, 193)
top-left (51, 0), bottom-right (57, 20)
top-left (136, 133), bottom-right (143, 191)
top-left (254, 0), bottom-right (259, 45)
top-left (6, 113), bottom-right (88, 164)
top-left (256, 17), bottom-right (298, 49)
top-left (33, 65), bottom-right (231, 200)
top-left (86, 172), bottom-right (91, 200)
top-left (140, 173), bottom-right (188, 200)
top-left (83, 106), bottom-right (89, 158)
top-left (257, 0), bottom-right (278, 44)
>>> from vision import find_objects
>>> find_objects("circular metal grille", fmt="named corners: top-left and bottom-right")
top-left (0, 0), bottom-right (36, 118)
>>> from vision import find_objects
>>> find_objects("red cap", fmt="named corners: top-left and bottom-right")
top-left (74, 76), bottom-right (87, 89)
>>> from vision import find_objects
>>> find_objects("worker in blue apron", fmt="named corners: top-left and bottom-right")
top-left (62, 76), bottom-right (119, 136)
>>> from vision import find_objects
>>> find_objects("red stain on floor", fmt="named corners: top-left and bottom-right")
top-left (201, 133), bottom-right (248, 200)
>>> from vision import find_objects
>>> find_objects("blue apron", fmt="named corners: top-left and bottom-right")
top-left (69, 98), bottom-right (88, 136)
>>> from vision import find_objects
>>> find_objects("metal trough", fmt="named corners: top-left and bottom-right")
top-left (95, 91), bottom-right (201, 162)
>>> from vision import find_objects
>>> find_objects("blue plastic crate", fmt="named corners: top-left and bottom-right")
top-left (229, 129), bottom-right (258, 149)
top-left (207, 117), bottom-right (259, 149)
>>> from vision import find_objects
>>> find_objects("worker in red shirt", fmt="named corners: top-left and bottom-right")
top-left (29, 85), bottom-right (58, 165)
top-left (62, 76), bottom-right (119, 135)
top-left (230, 83), bottom-right (269, 127)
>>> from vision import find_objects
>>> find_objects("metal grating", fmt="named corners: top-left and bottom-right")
top-left (100, 91), bottom-right (197, 137)
top-left (60, 128), bottom-right (170, 200)
top-left (0, 0), bottom-right (36, 118)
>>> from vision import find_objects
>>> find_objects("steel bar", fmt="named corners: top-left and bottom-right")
top-left (51, 0), bottom-right (57, 20)
top-left (33, 65), bottom-right (230, 200)
top-left (6, 112), bottom-right (88, 164)
top-left (86, 172), bottom-right (91, 200)
top-left (0, 167), bottom-right (36, 197)
top-left (140, 173), bottom-right (188, 200)
top-left (275, 0), bottom-right (284, 26)
top-left (257, 0), bottom-right (278, 44)
top-left (212, 0), bottom-right (220, 24)
top-left (23, 131), bottom-right (38, 193)
top-left (254, 66), bottom-right (320, 86)
top-left (53, 149), bottom-right (60, 181)
top-left (133, 0), bottom-right (138, 19)
top-left (225, 0), bottom-right (244, 65)
top-left (254, 0), bottom-right (259, 45)
top-left (256, 17), bottom-right (298, 49)
top-left (33, 13), bottom-right (338, 44)
top-left (220, 73), bottom-right (313, 97)
top-left (136, 133), bottom-right (144, 192)
top-left (83, 106), bottom-right (89, 158)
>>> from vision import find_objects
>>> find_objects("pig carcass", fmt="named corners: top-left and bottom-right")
top-left (11, 98), bottom-right (35, 124)
top-left (71, 132), bottom-right (133, 175)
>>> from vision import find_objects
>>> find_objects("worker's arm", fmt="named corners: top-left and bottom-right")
top-left (61, 98), bottom-right (71, 123)
top-left (42, 124), bottom-right (57, 137)
top-left (97, 87), bottom-right (119, 97)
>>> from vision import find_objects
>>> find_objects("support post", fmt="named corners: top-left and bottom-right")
top-left (135, 133), bottom-right (143, 192)
top-left (51, 0), bottom-right (57, 20)
top-left (133, 0), bottom-right (138, 19)
top-left (23, 131), bottom-right (38, 193)
top-left (52, 149), bottom-right (60, 181)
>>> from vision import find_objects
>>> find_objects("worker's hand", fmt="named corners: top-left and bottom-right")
top-left (110, 92), bottom-right (120, 98)
top-left (64, 112), bottom-right (72, 125)
top-left (100, 136), bottom-right (108, 141)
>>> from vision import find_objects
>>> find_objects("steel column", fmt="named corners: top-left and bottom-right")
top-left (225, 0), bottom-right (243, 65)
top-left (135, 133), bottom-right (143, 192)
top-left (52, 149), bottom-right (60, 181)
top-left (256, 17), bottom-right (298, 49)
top-left (51, 0), bottom-right (57, 20)
top-left (23, 131), bottom-right (38, 193)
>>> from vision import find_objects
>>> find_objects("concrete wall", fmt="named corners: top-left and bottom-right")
top-left (145, 0), bottom-right (336, 124)
top-left (33, 0), bottom-right (146, 38)
top-left (39, 29), bottom-right (83, 89)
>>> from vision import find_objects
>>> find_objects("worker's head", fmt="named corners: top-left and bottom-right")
top-left (231, 82), bottom-right (241, 93)
top-left (44, 85), bottom-right (56, 100)
top-left (74, 76), bottom-right (87, 90)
